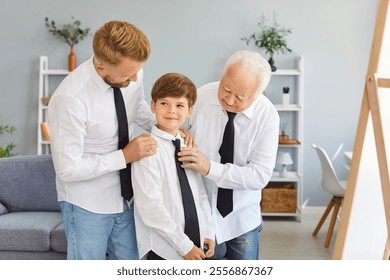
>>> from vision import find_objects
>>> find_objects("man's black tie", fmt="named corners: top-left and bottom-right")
top-left (172, 139), bottom-right (201, 247)
top-left (217, 111), bottom-right (237, 217)
top-left (113, 87), bottom-right (133, 201)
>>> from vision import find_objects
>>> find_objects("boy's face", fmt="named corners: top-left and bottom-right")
top-left (151, 96), bottom-right (193, 136)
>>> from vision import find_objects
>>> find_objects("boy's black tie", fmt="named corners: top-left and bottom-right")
top-left (113, 87), bottom-right (133, 201)
top-left (172, 138), bottom-right (201, 247)
top-left (217, 111), bottom-right (237, 217)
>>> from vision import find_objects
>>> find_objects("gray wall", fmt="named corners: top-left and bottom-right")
top-left (0, 0), bottom-right (378, 207)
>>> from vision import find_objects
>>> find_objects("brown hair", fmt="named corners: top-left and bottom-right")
top-left (93, 21), bottom-right (151, 65)
top-left (151, 73), bottom-right (197, 107)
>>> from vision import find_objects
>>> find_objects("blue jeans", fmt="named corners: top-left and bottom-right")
top-left (60, 200), bottom-right (138, 260)
top-left (211, 224), bottom-right (262, 260)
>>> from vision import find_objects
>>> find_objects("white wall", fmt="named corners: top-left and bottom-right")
top-left (0, 0), bottom-right (379, 206)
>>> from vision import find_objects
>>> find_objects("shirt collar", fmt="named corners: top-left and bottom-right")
top-left (239, 97), bottom-right (259, 119)
top-left (88, 56), bottom-right (112, 92)
top-left (151, 125), bottom-right (183, 145)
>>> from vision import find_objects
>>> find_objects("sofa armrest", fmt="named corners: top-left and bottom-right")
top-left (0, 202), bottom-right (8, 215)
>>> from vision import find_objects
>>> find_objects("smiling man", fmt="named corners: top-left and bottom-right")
top-left (179, 50), bottom-right (280, 260)
top-left (48, 21), bottom-right (157, 260)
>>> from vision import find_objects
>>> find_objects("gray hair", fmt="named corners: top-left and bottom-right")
top-left (222, 50), bottom-right (271, 96)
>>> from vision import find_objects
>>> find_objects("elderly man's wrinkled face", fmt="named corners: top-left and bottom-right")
top-left (218, 63), bottom-right (260, 113)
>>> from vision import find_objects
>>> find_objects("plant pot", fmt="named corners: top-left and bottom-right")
top-left (68, 47), bottom-right (77, 71)
top-left (283, 93), bottom-right (290, 107)
top-left (268, 57), bottom-right (277, 72)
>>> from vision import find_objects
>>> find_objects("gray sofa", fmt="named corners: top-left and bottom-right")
top-left (0, 155), bottom-right (66, 259)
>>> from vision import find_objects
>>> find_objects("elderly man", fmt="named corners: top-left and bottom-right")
top-left (179, 50), bottom-right (279, 260)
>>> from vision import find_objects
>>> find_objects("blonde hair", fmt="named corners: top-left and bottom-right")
top-left (151, 73), bottom-right (197, 107)
top-left (93, 21), bottom-right (151, 65)
top-left (222, 50), bottom-right (271, 95)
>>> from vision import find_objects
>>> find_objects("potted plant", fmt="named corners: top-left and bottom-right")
top-left (44, 17), bottom-right (91, 71)
top-left (242, 14), bottom-right (292, 71)
top-left (0, 124), bottom-right (16, 157)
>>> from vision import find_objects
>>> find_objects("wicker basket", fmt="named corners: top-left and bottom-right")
top-left (261, 183), bottom-right (297, 213)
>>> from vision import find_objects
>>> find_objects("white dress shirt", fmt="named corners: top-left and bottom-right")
top-left (189, 81), bottom-right (280, 243)
top-left (132, 125), bottom-right (214, 260)
top-left (48, 57), bottom-right (155, 214)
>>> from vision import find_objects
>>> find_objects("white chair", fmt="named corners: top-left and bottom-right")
top-left (311, 144), bottom-right (347, 248)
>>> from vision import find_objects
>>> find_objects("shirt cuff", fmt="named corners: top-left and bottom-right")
top-left (206, 161), bottom-right (224, 182)
top-left (173, 236), bottom-right (194, 256)
top-left (104, 149), bottom-right (127, 171)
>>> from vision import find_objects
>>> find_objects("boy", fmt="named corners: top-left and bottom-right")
top-left (132, 73), bottom-right (215, 260)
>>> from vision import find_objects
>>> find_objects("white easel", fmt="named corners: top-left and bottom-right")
top-left (333, 0), bottom-right (390, 260)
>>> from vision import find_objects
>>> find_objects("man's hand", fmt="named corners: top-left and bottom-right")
top-left (122, 133), bottom-right (157, 163)
top-left (179, 129), bottom-right (196, 148)
top-left (178, 147), bottom-right (211, 176)
top-left (183, 245), bottom-right (205, 260)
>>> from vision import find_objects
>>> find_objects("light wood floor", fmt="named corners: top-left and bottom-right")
top-left (259, 211), bottom-right (337, 260)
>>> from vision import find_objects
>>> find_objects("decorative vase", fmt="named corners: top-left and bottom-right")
top-left (68, 47), bottom-right (77, 71)
top-left (268, 57), bottom-right (277, 72)
top-left (279, 131), bottom-right (289, 143)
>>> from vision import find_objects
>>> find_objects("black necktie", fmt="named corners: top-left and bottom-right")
top-left (172, 139), bottom-right (201, 247)
top-left (217, 111), bottom-right (237, 217)
top-left (113, 87), bottom-right (133, 201)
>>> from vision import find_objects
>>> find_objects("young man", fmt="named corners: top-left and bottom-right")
top-left (48, 21), bottom-right (157, 260)
top-left (132, 73), bottom-right (215, 260)
top-left (179, 50), bottom-right (280, 260)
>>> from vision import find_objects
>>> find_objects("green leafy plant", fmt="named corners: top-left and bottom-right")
top-left (0, 125), bottom-right (16, 158)
top-left (242, 14), bottom-right (292, 59)
top-left (44, 17), bottom-right (91, 48)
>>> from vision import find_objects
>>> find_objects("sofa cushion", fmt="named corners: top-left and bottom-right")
top-left (0, 155), bottom-right (60, 212)
top-left (0, 202), bottom-right (7, 215)
top-left (0, 250), bottom-right (66, 260)
top-left (0, 212), bottom-right (63, 251)
top-left (50, 223), bottom-right (67, 253)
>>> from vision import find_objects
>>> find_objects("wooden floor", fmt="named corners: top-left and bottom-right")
top-left (259, 211), bottom-right (337, 260)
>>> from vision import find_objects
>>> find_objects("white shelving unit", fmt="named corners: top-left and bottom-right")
top-left (262, 56), bottom-right (304, 220)
top-left (37, 56), bottom-right (69, 155)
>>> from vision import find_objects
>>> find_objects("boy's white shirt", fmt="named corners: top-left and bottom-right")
top-left (131, 125), bottom-right (214, 260)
